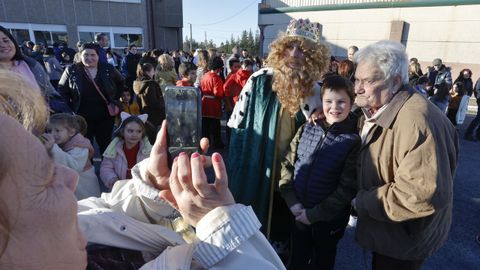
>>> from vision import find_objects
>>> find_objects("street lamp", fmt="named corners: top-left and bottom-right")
top-left (188, 23), bottom-right (193, 52)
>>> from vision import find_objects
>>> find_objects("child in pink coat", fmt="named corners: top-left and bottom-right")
top-left (100, 112), bottom-right (152, 189)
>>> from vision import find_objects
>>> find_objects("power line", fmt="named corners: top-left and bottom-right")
top-left (190, 0), bottom-right (258, 26)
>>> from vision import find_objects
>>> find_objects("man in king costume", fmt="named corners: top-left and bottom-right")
top-left (227, 18), bottom-right (330, 246)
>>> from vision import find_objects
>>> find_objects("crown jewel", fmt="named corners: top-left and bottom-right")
top-left (285, 18), bottom-right (321, 42)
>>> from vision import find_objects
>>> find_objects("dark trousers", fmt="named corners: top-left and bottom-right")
top-left (50, 79), bottom-right (59, 89)
top-left (85, 116), bottom-right (114, 154)
top-left (372, 253), bottom-right (424, 270)
top-left (447, 108), bottom-right (458, 126)
top-left (288, 217), bottom-right (347, 270)
top-left (202, 117), bottom-right (224, 148)
top-left (465, 98), bottom-right (480, 137)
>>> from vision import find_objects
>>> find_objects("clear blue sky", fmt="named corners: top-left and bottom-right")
top-left (182, 0), bottom-right (261, 47)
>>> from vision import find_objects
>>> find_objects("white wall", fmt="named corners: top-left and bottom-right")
top-left (259, 5), bottom-right (480, 77)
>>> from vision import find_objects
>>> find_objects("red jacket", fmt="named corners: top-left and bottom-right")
top-left (200, 72), bottom-right (224, 118)
top-left (224, 69), bottom-right (252, 104)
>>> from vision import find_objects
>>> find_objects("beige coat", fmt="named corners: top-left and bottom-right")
top-left (355, 87), bottom-right (459, 260)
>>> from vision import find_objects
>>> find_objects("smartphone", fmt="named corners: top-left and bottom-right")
top-left (164, 86), bottom-right (202, 160)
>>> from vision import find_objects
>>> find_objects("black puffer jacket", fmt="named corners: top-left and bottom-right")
top-left (280, 113), bottom-right (361, 223)
top-left (58, 62), bottom-right (124, 113)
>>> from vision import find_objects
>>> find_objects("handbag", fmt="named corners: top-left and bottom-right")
top-left (84, 67), bottom-right (120, 116)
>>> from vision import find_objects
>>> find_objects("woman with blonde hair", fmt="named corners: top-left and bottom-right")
top-left (194, 49), bottom-right (209, 88)
top-left (155, 53), bottom-right (178, 93)
top-left (408, 57), bottom-right (423, 85)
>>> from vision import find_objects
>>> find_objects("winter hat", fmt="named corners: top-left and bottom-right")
top-left (432, 58), bottom-right (442, 66)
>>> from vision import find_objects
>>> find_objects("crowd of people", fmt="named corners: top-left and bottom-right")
top-left (0, 16), bottom-right (478, 269)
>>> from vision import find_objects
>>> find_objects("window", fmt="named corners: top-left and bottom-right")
top-left (114, 33), bottom-right (143, 48)
top-left (78, 26), bottom-right (143, 49)
top-left (0, 22), bottom-right (67, 46)
top-left (9, 29), bottom-right (30, 45)
top-left (33, 30), bottom-right (68, 46)
top-left (94, 0), bottom-right (142, 3)
top-left (78, 32), bottom-right (110, 46)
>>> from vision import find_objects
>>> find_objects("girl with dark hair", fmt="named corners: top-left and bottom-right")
top-left (58, 42), bottom-right (125, 154)
top-left (454, 68), bottom-right (473, 96)
top-left (133, 62), bottom-right (165, 144)
top-left (447, 82), bottom-right (465, 126)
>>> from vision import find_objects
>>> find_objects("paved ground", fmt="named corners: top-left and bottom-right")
top-left (215, 113), bottom-right (480, 269)
top-left (334, 114), bottom-right (480, 270)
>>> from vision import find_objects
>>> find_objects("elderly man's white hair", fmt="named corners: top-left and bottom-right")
top-left (353, 40), bottom-right (409, 86)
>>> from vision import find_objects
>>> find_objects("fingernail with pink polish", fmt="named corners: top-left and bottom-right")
top-left (191, 152), bottom-right (200, 158)
top-left (173, 157), bottom-right (178, 162)
top-left (179, 152), bottom-right (186, 157)
top-left (212, 153), bottom-right (222, 162)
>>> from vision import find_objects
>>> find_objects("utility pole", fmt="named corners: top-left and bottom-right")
top-left (189, 23), bottom-right (192, 52)
top-left (204, 31), bottom-right (207, 49)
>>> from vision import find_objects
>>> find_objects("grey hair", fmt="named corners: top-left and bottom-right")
top-left (353, 40), bottom-right (409, 85)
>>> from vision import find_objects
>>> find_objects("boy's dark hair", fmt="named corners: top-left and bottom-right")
top-left (208, 56), bottom-right (224, 71)
top-left (49, 113), bottom-right (83, 133)
top-left (321, 75), bottom-right (355, 103)
top-left (241, 59), bottom-right (253, 67)
top-left (114, 116), bottom-right (146, 139)
top-left (228, 57), bottom-right (240, 68)
top-left (178, 62), bottom-right (197, 77)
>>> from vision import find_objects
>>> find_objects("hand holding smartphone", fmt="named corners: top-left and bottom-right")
top-left (164, 86), bottom-right (202, 161)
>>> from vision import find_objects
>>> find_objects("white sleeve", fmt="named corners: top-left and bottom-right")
top-left (141, 204), bottom-right (285, 270)
top-left (51, 144), bottom-right (88, 173)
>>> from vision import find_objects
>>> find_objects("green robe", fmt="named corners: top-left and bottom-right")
top-left (228, 72), bottom-right (304, 230)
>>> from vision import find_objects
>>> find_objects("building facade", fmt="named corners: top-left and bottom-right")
top-left (0, 0), bottom-right (183, 51)
top-left (259, 0), bottom-right (480, 77)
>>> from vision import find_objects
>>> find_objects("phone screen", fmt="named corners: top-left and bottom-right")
top-left (164, 86), bottom-right (202, 156)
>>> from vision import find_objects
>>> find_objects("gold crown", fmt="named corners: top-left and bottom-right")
top-left (285, 18), bottom-right (321, 42)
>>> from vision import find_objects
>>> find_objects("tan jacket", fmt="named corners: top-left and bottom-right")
top-left (355, 87), bottom-right (458, 260)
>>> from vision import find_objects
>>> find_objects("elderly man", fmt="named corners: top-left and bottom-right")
top-left (227, 18), bottom-right (330, 252)
top-left (352, 40), bottom-right (458, 269)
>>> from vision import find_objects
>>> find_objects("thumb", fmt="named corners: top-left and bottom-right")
top-left (159, 190), bottom-right (178, 210)
top-left (200, 137), bottom-right (209, 154)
